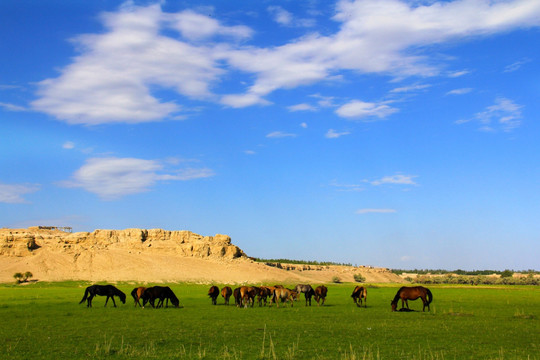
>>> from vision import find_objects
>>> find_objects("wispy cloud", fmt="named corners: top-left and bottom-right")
top-left (446, 88), bottom-right (473, 95)
top-left (458, 97), bottom-right (523, 132)
top-left (371, 174), bottom-right (418, 186)
top-left (504, 58), bottom-right (531, 73)
top-left (266, 131), bottom-right (297, 138)
top-left (325, 129), bottom-right (351, 139)
top-left (61, 157), bottom-right (214, 200)
top-left (0, 102), bottom-right (28, 112)
top-left (0, 183), bottom-right (40, 203)
top-left (267, 6), bottom-right (315, 27)
top-left (356, 208), bottom-right (396, 214)
top-left (335, 100), bottom-right (398, 120)
top-left (390, 84), bottom-right (431, 93)
top-left (288, 103), bottom-right (317, 112)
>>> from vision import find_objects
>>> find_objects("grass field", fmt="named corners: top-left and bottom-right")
top-left (0, 282), bottom-right (538, 359)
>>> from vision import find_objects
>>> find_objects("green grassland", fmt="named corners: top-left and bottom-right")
top-left (0, 282), bottom-right (538, 359)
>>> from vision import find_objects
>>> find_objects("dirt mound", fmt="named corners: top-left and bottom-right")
top-left (0, 227), bottom-right (403, 284)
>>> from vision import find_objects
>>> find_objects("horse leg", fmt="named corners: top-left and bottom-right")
top-left (88, 294), bottom-right (94, 307)
top-left (111, 296), bottom-right (117, 308)
top-left (104, 296), bottom-right (109, 307)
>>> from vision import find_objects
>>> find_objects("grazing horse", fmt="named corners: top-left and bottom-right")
top-left (79, 284), bottom-right (126, 308)
top-left (131, 287), bottom-right (147, 307)
top-left (272, 288), bottom-right (297, 307)
top-left (391, 286), bottom-right (432, 312)
top-left (221, 286), bottom-right (232, 305)
top-left (239, 286), bottom-right (259, 308)
top-left (295, 284), bottom-right (315, 306)
top-left (208, 286), bottom-right (220, 305)
top-left (257, 286), bottom-right (274, 306)
top-left (351, 286), bottom-right (367, 308)
top-left (314, 285), bottom-right (328, 306)
top-left (143, 286), bottom-right (179, 308)
top-left (233, 287), bottom-right (242, 307)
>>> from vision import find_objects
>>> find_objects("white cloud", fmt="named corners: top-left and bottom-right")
top-left (461, 97), bottom-right (523, 132)
top-left (446, 88), bottom-right (472, 95)
top-left (447, 70), bottom-right (471, 78)
top-left (300, 122), bottom-right (308, 128)
top-left (356, 208), bottom-right (396, 214)
top-left (31, 1), bottom-right (540, 123)
top-left (244, 150), bottom-right (256, 155)
top-left (0, 183), bottom-right (40, 203)
top-left (335, 100), bottom-right (398, 120)
top-left (390, 84), bottom-right (431, 93)
top-left (61, 157), bottom-right (214, 200)
top-left (325, 129), bottom-right (351, 138)
top-left (63, 141), bottom-right (75, 149)
top-left (0, 102), bottom-right (27, 112)
top-left (266, 131), bottom-right (297, 138)
top-left (371, 174), bottom-right (418, 186)
top-left (475, 98), bottom-right (522, 132)
top-left (268, 6), bottom-right (293, 26)
top-left (504, 58), bottom-right (531, 72)
top-left (288, 103), bottom-right (317, 112)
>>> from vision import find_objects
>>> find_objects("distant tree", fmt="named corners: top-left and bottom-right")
top-left (500, 270), bottom-right (514, 278)
top-left (23, 271), bottom-right (33, 282)
top-left (353, 274), bottom-right (366, 283)
top-left (13, 272), bottom-right (23, 284)
top-left (332, 276), bottom-right (341, 284)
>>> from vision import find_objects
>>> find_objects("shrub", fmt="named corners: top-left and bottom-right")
top-left (13, 272), bottom-right (23, 284)
top-left (332, 276), bottom-right (341, 283)
top-left (353, 274), bottom-right (366, 283)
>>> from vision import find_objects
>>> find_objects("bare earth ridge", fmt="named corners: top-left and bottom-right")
top-left (0, 227), bottom-right (403, 284)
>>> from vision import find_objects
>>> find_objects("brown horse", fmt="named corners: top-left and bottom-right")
top-left (391, 286), bottom-right (432, 312)
top-left (208, 285), bottom-right (220, 305)
top-left (131, 287), bottom-right (147, 307)
top-left (271, 287), bottom-right (297, 307)
top-left (233, 287), bottom-right (242, 307)
top-left (239, 286), bottom-right (259, 308)
top-left (314, 285), bottom-right (328, 306)
top-left (257, 286), bottom-right (274, 306)
top-left (221, 286), bottom-right (232, 305)
top-left (351, 286), bottom-right (367, 308)
top-left (294, 284), bottom-right (316, 306)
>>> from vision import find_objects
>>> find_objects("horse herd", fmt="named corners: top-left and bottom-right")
top-left (79, 284), bottom-right (433, 312)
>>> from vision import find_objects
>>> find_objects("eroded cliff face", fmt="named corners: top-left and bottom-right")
top-left (0, 227), bottom-right (246, 260)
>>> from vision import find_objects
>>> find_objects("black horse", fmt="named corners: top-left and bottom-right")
top-left (79, 284), bottom-right (126, 307)
top-left (142, 286), bottom-right (179, 308)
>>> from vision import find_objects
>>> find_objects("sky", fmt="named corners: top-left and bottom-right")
top-left (1, 0), bottom-right (539, 271)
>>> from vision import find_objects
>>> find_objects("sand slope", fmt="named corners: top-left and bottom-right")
top-left (0, 227), bottom-right (403, 284)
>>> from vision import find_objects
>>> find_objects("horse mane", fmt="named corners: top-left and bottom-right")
top-left (391, 287), bottom-right (406, 304)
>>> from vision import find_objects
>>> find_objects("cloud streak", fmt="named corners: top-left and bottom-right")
top-left (61, 157), bottom-right (214, 200)
top-left (0, 183), bottom-right (40, 203)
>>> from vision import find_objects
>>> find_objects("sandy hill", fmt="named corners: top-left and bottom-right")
top-left (0, 227), bottom-right (403, 284)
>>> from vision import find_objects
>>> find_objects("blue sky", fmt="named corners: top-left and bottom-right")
top-left (1, 0), bottom-right (539, 271)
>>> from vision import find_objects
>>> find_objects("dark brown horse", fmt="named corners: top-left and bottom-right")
top-left (257, 286), bottom-right (274, 306)
top-left (131, 287), bottom-right (147, 307)
top-left (314, 285), bottom-right (328, 306)
top-left (79, 284), bottom-right (126, 307)
top-left (221, 286), bottom-right (232, 305)
top-left (391, 286), bottom-right (432, 312)
top-left (208, 285), bottom-right (220, 305)
top-left (233, 287), bottom-right (242, 307)
top-left (351, 286), bottom-right (367, 308)
top-left (143, 286), bottom-right (179, 308)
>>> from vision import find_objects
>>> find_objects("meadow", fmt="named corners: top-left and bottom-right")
top-left (0, 282), bottom-right (538, 359)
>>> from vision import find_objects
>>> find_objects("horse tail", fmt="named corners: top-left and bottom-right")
top-left (79, 287), bottom-right (90, 304)
top-left (426, 288), bottom-right (433, 305)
